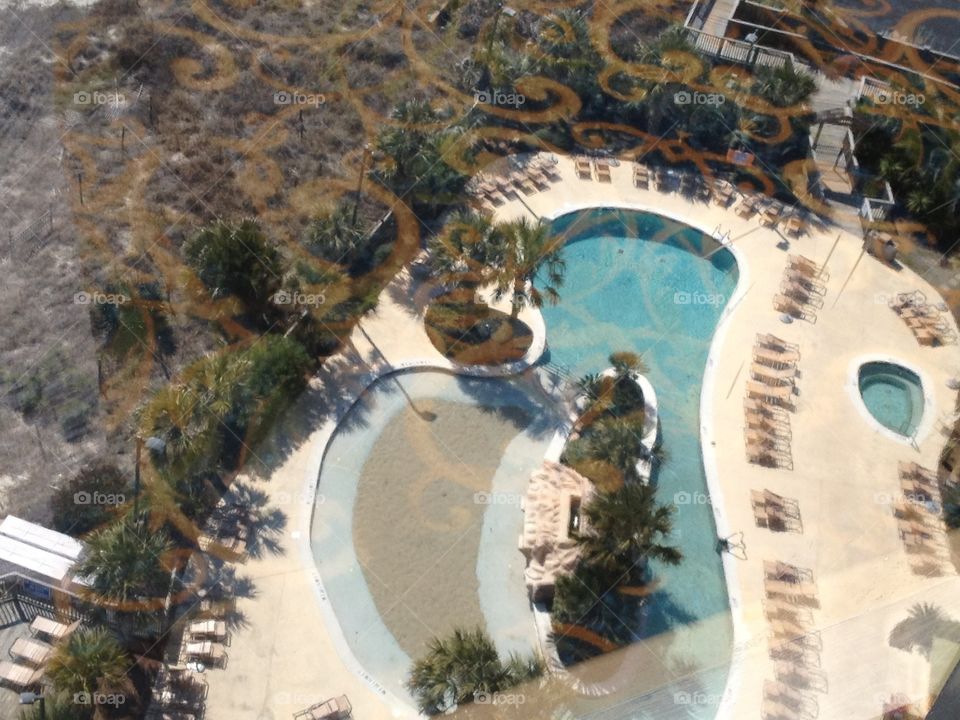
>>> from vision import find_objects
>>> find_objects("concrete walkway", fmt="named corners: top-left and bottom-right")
top-left (197, 155), bottom-right (960, 720)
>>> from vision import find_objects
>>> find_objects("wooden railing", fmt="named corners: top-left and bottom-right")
top-left (685, 27), bottom-right (811, 75)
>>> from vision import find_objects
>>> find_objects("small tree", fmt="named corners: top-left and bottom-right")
top-left (50, 464), bottom-right (129, 537)
top-left (74, 515), bottom-right (174, 617)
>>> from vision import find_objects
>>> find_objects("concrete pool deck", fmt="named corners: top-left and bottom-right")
top-left (199, 155), bottom-right (960, 720)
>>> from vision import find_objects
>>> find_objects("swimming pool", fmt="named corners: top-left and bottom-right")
top-left (310, 207), bottom-right (739, 718)
top-left (858, 361), bottom-right (925, 437)
top-left (539, 208), bottom-right (738, 718)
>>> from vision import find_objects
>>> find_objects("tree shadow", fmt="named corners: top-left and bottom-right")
top-left (889, 602), bottom-right (960, 658)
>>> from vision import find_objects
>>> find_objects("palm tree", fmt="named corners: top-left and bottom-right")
top-left (578, 483), bottom-right (681, 580)
top-left (184, 219), bottom-right (282, 309)
top-left (305, 203), bottom-right (365, 270)
top-left (19, 691), bottom-right (89, 720)
top-left (141, 352), bottom-right (249, 475)
top-left (582, 417), bottom-right (645, 485)
top-left (74, 515), bottom-right (174, 615)
top-left (47, 627), bottom-right (129, 704)
top-left (493, 217), bottom-right (565, 320)
top-left (428, 211), bottom-right (505, 288)
top-left (753, 62), bottom-right (817, 108)
top-left (407, 627), bottom-right (542, 715)
top-left (609, 351), bottom-right (646, 376)
top-left (375, 100), bottom-right (469, 211)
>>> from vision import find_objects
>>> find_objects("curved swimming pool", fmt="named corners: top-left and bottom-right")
top-left (311, 207), bottom-right (739, 719)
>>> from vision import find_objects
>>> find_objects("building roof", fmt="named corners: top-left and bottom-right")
top-left (0, 515), bottom-right (84, 562)
top-left (0, 515), bottom-right (87, 589)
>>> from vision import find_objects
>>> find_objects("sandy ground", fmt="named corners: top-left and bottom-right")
top-left (354, 399), bottom-right (530, 658)
top-left (0, 1), bottom-right (106, 523)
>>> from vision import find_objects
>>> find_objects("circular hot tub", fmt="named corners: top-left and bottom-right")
top-left (857, 361), bottom-right (925, 437)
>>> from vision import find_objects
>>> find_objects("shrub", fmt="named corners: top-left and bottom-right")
top-left (50, 463), bottom-right (129, 537)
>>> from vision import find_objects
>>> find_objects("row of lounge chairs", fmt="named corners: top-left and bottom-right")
top-left (774, 256), bottom-right (827, 323)
top-left (888, 290), bottom-right (957, 346)
top-left (894, 461), bottom-right (944, 553)
top-left (763, 561), bottom-right (826, 715)
top-left (472, 156), bottom-right (561, 209)
top-left (752, 489), bottom-right (802, 533)
top-left (746, 333), bottom-right (799, 469)
top-left (762, 677), bottom-right (819, 720)
top-left (576, 156), bottom-right (612, 182)
top-left (150, 665), bottom-right (208, 720)
top-left (293, 695), bottom-right (353, 720)
top-left (0, 616), bottom-right (79, 691)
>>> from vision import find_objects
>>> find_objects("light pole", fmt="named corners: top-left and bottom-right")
top-left (19, 691), bottom-right (45, 719)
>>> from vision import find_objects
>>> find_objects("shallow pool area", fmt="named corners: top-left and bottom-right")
top-left (858, 361), bottom-right (925, 437)
top-left (310, 371), bottom-right (561, 698)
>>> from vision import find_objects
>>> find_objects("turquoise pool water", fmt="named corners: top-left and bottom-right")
top-left (858, 361), bottom-right (924, 436)
top-left (540, 208), bottom-right (738, 719)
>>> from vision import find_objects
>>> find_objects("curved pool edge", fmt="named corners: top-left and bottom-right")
top-left (296, 308), bottom-right (549, 715)
top-left (540, 199), bottom-right (749, 720)
top-left (846, 353), bottom-right (937, 447)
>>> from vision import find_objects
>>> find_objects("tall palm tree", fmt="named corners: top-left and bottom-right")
top-left (406, 627), bottom-right (542, 715)
top-left (74, 515), bottom-right (174, 614)
top-left (47, 627), bottom-right (129, 703)
top-left (493, 217), bottom-right (566, 320)
top-left (578, 483), bottom-right (681, 580)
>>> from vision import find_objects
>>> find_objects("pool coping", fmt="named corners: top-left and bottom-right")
top-left (845, 353), bottom-right (938, 448)
top-left (539, 201), bottom-right (750, 720)
top-left (297, 299), bottom-right (549, 715)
